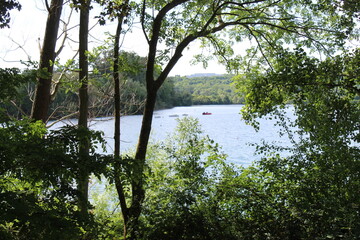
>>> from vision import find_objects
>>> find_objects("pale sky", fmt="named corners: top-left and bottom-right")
top-left (0, 0), bottom-right (227, 76)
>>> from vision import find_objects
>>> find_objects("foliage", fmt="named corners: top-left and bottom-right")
top-left (0, 68), bottom-right (27, 101)
top-left (140, 0), bottom-right (356, 73)
top-left (128, 0), bottom-right (358, 237)
top-left (139, 118), bottom-right (293, 239)
top-left (95, 0), bottom-right (132, 25)
top-left (4, 103), bottom-right (360, 239)
top-left (1, 0), bottom-right (360, 238)
top-left (0, 50), bottom-right (191, 120)
top-left (236, 48), bottom-right (360, 126)
top-left (59, 112), bottom-right (360, 239)
top-left (0, 118), bottom-right (110, 239)
top-left (89, 178), bottom-right (124, 240)
top-left (140, 117), bottom-right (300, 239)
top-left (0, 68), bottom-right (37, 120)
top-left (235, 48), bottom-right (360, 238)
top-left (0, 0), bottom-right (21, 28)
top-left (140, 117), bottom-right (227, 239)
top-left (133, 117), bottom-right (337, 239)
top-left (171, 74), bottom-right (242, 105)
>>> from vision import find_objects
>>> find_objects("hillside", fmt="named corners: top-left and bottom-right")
top-left (169, 74), bottom-right (244, 105)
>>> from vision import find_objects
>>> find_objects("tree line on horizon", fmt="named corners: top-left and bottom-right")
top-left (1, 60), bottom-right (243, 120)
top-left (1, 0), bottom-right (360, 239)
top-left (0, 50), bottom-right (190, 120)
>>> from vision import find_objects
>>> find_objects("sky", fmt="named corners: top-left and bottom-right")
top-left (0, 0), bottom-right (228, 76)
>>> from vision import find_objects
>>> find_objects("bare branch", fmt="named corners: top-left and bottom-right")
top-left (46, 111), bottom-right (79, 127)
top-left (10, 100), bottom-right (29, 117)
top-left (245, 25), bottom-right (274, 70)
top-left (51, 51), bottom-right (79, 100)
top-left (56, 7), bottom-right (74, 57)
top-left (8, 37), bottom-right (32, 62)
top-left (141, 0), bottom-right (150, 44)
top-left (45, 0), bottom-right (51, 12)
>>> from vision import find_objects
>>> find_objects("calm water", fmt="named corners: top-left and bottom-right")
top-left (83, 104), bottom-right (295, 166)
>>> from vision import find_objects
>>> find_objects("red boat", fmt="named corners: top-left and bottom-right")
top-left (202, 112), bottom-right (212, 115)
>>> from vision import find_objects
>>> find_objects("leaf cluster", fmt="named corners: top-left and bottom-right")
top-left (0, 0), bottom-right (21, 28)
top-left (235, 47), bottom-right (360, 238)
top-left (0, 68), bottom-right (35, 103)
top-left (0, 118), bottom-right (110, 239)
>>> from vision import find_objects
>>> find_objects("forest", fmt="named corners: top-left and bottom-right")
top-left (1, 51), bottom-right (192, 120)
top-left (1, 0), bottom-right (359, 239)
top-left (1, 68), bottom-right (240, 120)
top-left (171, 74), bottom-right (243, 105)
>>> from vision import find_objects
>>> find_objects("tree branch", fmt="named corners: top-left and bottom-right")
top-left (141, 0), bottom-right (150, 44)
top-left (146, 0), bottom-right (189, 88)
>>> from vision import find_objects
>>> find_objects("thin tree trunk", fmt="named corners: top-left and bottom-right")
top-left (31, 0), bottom-right (63, 122)
top-left (126, 89), bottom-right (157, 240)
top-left (77, 0), bottom-right (90, 217)
top-left (124, 1), bottom-right (196, 238)
top-left (113, 13), bottom-right (130, 239)
top-left (134, 89), bottom-right (157, 161)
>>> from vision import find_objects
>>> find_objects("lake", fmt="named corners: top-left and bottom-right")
top-left (83, 104), bottom-right (295, 166)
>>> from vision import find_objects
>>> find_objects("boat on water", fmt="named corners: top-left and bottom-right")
top-left (202, 112), bottom-right (212, 115)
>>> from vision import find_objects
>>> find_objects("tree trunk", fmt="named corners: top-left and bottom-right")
top-left (125, 89), bottom-right (157, 240)
top-left (113, 14), bottom-right (130, 239)
top-left (77, 0), bottom-right (90, 217)
top-left (31, 0), bottom-right (63, 122)
top-left (123, 1), bottom-right (200, 238)
top-left (134, 89), bottom-right (157, 161)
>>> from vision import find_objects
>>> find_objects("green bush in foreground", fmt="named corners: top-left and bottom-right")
top-left (91, 116), bottom-right (360, 239)
top-left (3, 115), bottom-right (360, 239)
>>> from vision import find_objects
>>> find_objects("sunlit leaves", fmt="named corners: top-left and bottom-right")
top-left (0, 117), bottom-right (111, 238)
top-left (142, 117), bottom-right (231, 239)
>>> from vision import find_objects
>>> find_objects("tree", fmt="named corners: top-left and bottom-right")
top-left (141, 117), bottom-right (230, 240)
top-left (31, 0), bottom-right (64, 122)
top-left (0, 0), bottom-right (21, 28)
top-left (236, 48), bottom-right (360, 123)
top-left (235, 48), bottom-right (360, 238)
top-left (170, 74), bottom-right (239, 105)
top-left (0, 68), bottom-right (28, 102)
top-left (77, 0), bottom-right (92, 217)
top-left (127, 0), bottom-right (356, 237)
top-left (0, 117), bottom-right (108, 238)
top-left (97, 0), bottom-right (132, 237)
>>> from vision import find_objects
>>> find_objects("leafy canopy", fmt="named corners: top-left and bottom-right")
top-left (235, 45), bottom-right (360, 239)
top-left (140, 0), bottom-right (356, 73)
